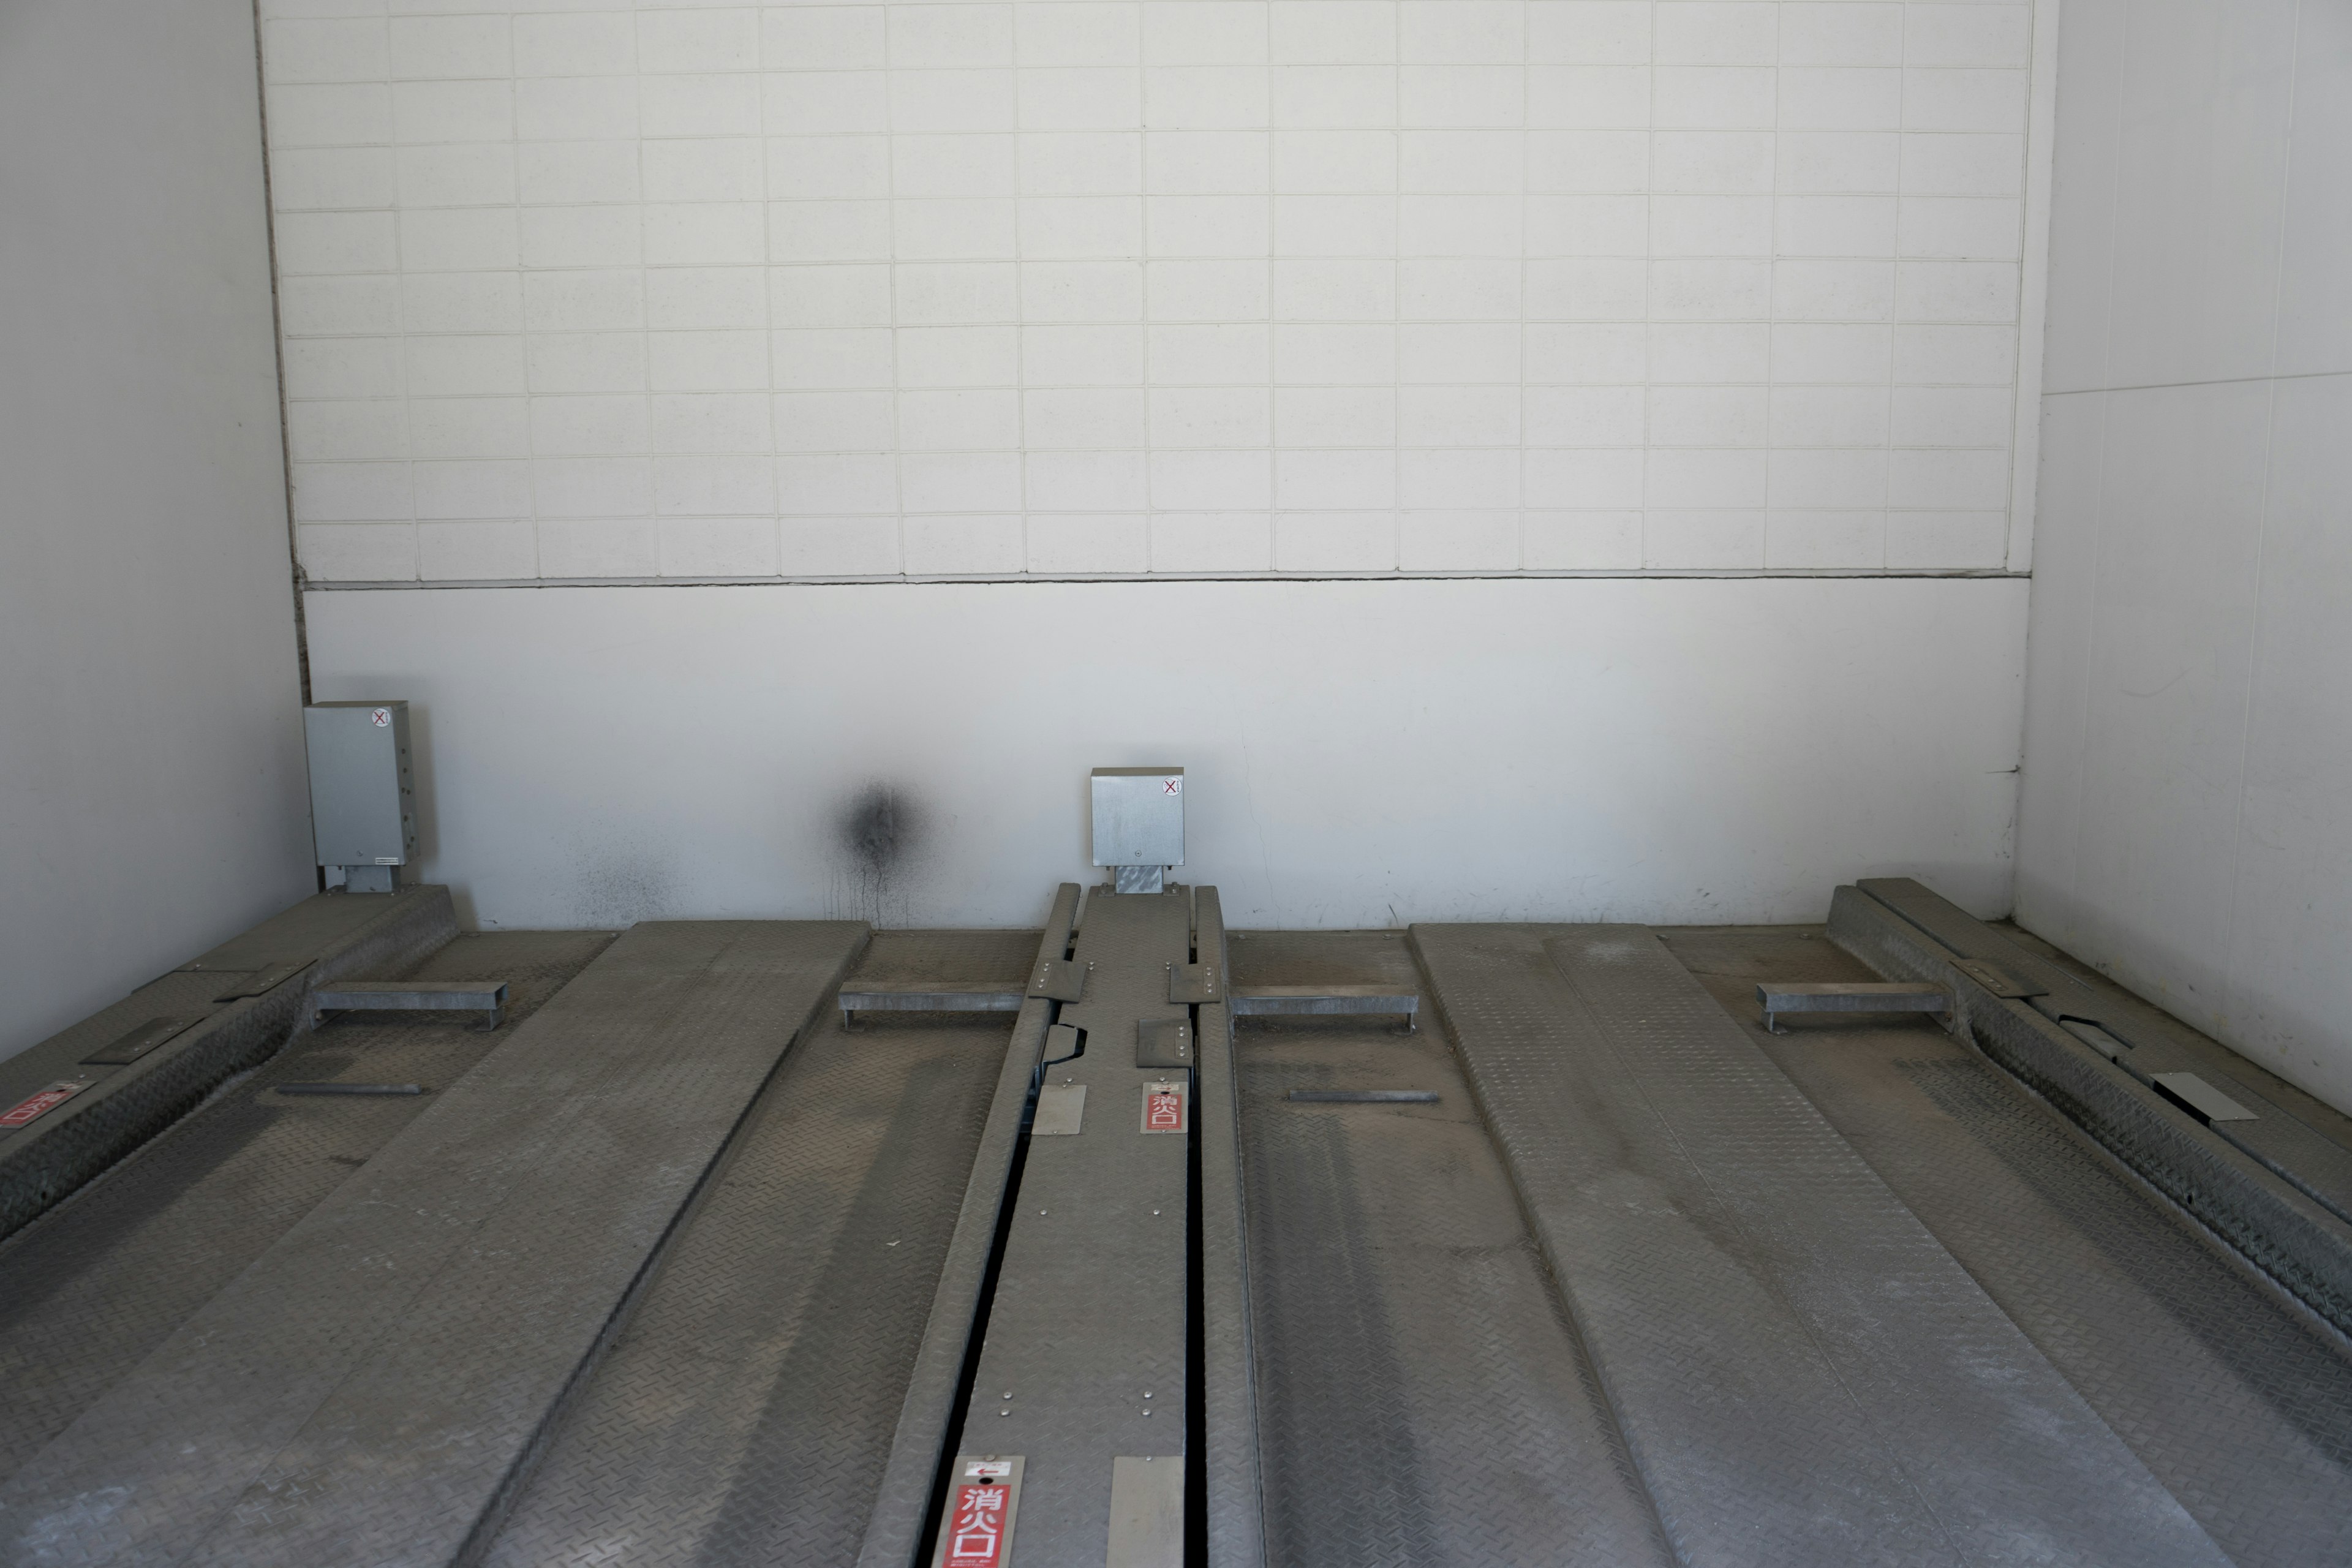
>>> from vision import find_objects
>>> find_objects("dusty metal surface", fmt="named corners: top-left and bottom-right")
top-left (1860, 878), bottom-right (2352, 1216)
top-left (1665, 924), bottom-right (2352, 1568)
top-left (1233, 930), bottom-right (1669, 1567)
top-left (956, 888), bottom-right (1193, 1565)
top-left (856, 904), bottom-right (1078, 1568)
top-left (1833, 884), bottom-right (2352, 1335)
top-left (1412, 922), bottom-right (2225, 1568)
top-left (0, 886), bottom-right (456, 1240)
top-left (6, 905), bottom-right (2347, 1568)
top-left (1192, 891), bottom-right (1264, 1568)
top-left (1997, 920), bottom-right (2352, 1152)
top-left (0, 930), bottom-right (611, 1485)
top-left (0, 920), bottom-right (864, 1567)
top-left (483, 936), bottom-right (1022, 1567)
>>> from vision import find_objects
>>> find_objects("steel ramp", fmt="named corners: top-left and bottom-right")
top-left (1665, 924), bottom-right (2352, 1568)
top-left (483, 932), bottom-right (1047, 1567)
top-left (0, 920), bottom-right (865, 1566)
top-left (1411, 923), bottom-right (2223, 1567)
top-left (1228, 931), bottom-right (1670, 1567)
top-left (0, 931), bottom-right (613, 1485)
top-left (942, 887), bottom-right (1197, 1567)
top-left (6, 900), bottom-right (2350, 1566)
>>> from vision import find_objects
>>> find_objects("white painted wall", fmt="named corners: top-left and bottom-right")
top-left (2017, 0), bottom-right (2352, 1110)
top-left (276, 1), bottom-right (2054, 944)
top-left (262, 0), bottom-right (2054, 582)
top-left (306, 578), bottom-right (2028, 929)
top-left (0, 0), bottom-right (318, 1061)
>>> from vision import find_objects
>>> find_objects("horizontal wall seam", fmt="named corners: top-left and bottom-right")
top-left (304, 569), bottom-right (2032, 590)
top-left (2044, 368), bottom-right (2352, 398)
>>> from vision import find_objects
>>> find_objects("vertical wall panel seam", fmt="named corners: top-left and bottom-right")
top-left (249, 0), bottom-right (315, 714)
top-left (2007, 0), bottom-right (2064, 573)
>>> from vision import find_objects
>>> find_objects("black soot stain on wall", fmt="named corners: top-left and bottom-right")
top-left (837, 782), bottom-right (924, 922)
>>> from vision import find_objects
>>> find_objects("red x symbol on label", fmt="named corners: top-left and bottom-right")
top-left (1164, 779), bottom-right (1179, 793)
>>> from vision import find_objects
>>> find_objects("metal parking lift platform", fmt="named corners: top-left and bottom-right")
top-left (2, 875), bottom-right (2350, 1566)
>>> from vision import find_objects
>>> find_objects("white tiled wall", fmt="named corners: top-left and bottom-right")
top-left (263, 0), bottom-right (2048, 581)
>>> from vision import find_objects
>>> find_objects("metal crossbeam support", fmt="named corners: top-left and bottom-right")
top-left (314, 979), bottom-right (508, 1029)
top-left (1754, 979), bottom-right (1948, 1034)
top-left (1228, 985), bottom-right (1418, 1025)
top-left (840, 979), bottom-right (1027, 1027)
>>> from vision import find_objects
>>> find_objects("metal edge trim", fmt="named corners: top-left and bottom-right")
top-left (856, 884), bottom-right (1085, 1568)
top-left (1826, 884), bottom-right (2352, 1338)
top-left (451, 920), bottom-right (875, 1567)
top-left (1193, 887), bottom-right (1266, 1568)
top-left (0, 888), bottom-right (459, 1242)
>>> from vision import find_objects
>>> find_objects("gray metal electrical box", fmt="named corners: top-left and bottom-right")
top-left (305, 702), bottom-right (417, 893)
top-left (1091, 767), bottom-right (1184, 873)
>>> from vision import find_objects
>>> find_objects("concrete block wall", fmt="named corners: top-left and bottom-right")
top-left (262, 0), bottom-right (2054, 582)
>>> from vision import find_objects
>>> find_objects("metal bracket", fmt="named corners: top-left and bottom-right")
top-left (1029, 958), bottom-right (1089, 1003)
top-left (1287, 1089), bottom-right (1438, 1104)
top-left (81, 1016), bottom-right (203, 1066)
top-left (1135, 1019), bottom-right (1193, 1069)
top-left (1754, 981), bottom-right (1949, 1035)
top-left (839, 981), bottom-right (1024, 1030)
top-left (1169, 962), bottom-right (1222, 1003)
top-left (1032, 1084), bottom-right (1086, 1136)
top-left (1951, 957), bottom-right (2049, 1000)
top-left (211, 961), bottom-right (313, 1003)
top-left (313, 981), bottom-right (508, 1031)
top-left (2152, 1071), bottom-right (2258, 1125)
top-left (1229, 984), bottom-right (1419, 1031)
top-left (1041, 1023), bottom-right (1084, 1068)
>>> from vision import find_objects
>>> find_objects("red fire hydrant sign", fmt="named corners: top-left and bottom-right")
top-left (1, 1080), bottom-right (90, 1130)
top-left (1140, 1080), bottom-right (1187, 1135)
top-left (932, 1456), bottom-right (1022, 1568)
top-left (943, 1482), bottom-right (1010, 1565)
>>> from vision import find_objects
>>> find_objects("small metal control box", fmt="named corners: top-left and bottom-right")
top-left (305, 701), bottom-right (417, 892)
top-left (1091, 767), bottom-right (1184, 869)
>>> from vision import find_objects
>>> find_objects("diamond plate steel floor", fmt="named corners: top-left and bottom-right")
top-left (1230, 932), bottom-right (1670, 1568)
top-left (0, 920), bottom-right (864, 1568)
top-left (1664, 925), bottom-right (2352, 1568)
top-left (481, 934), bottom-right (1024, 1567)
top-left (0, 930), bottom-right (614, 1485)
top-left (956, 889), bottom-right (1195, 1564)
top-left (4, 913), bottom-right (2345, 1568)
top-left (1412, 923), bottom-right (2225, 1568)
